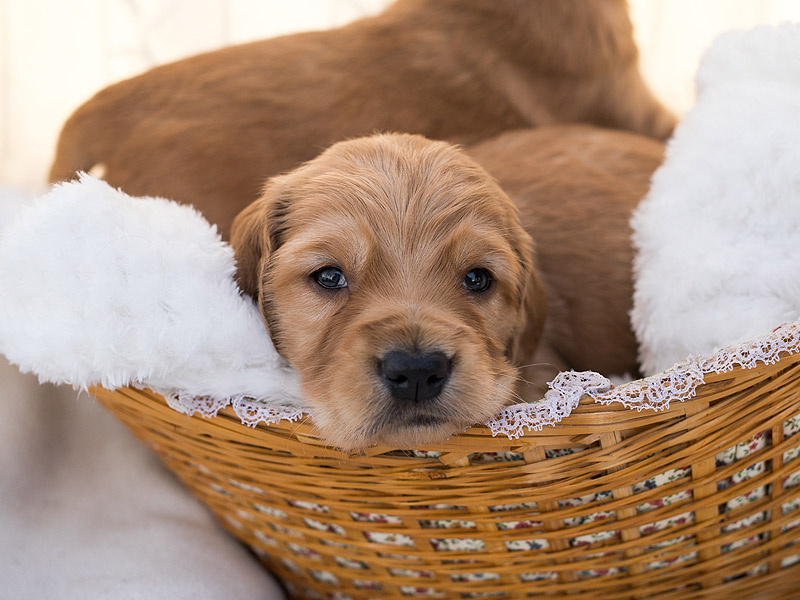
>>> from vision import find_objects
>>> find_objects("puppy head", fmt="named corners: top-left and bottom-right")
top-left (232, 134), bottom-right (545, 451)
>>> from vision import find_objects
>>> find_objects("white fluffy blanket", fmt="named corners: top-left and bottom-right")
top-left (0, 175), bottom-right (302, 407)
top-left (631, 23), bottom-right (800, 375)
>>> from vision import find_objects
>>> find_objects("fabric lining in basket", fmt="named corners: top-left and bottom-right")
top-left (92, 326), bottom-right (800, 599)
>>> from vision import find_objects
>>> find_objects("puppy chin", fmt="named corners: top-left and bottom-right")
top-left (371, 418), bottom-right (473, 450)
top-left (311, 409), bottom-right (473, 452)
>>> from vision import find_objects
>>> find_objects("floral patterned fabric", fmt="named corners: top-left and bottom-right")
top-left (228, 410), bottom-right (800, 597)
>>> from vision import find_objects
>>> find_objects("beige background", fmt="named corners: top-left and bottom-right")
top-left (2, 0), bottom-right (800, 189)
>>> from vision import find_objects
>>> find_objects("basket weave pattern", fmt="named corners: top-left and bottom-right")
top-left (93, 353), bottom-right (800, 599)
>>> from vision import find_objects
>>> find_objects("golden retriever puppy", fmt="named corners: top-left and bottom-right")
top-left (232, 128), bottom-right (663, 450)
top-left (50, 0), bottom-right (674, 239)
top-left (232, 134), bottom-right (545, 450)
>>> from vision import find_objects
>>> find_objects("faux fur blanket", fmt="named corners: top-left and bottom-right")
top-left (631, 23), bottom-right (800, 375)
top-left (0, 175), bottom-right (302, 406)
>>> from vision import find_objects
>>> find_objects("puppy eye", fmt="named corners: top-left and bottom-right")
top-left (313, 266), bottom-right (348, 289)
top-left (463, 268), bottom-right (492, 293)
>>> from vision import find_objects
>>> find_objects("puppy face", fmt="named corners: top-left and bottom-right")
top-left (232, 134), bottom-right (544, 451)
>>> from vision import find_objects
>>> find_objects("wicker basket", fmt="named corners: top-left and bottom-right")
top-left (91, 351), bottom-right (800, 599)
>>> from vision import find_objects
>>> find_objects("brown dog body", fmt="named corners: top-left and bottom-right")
top-left (50, 0), bottom-right (674, 238)
top-left (468, 126), bottom-right (664, 391)
top-left (231, 127), bottom-right (663, 450)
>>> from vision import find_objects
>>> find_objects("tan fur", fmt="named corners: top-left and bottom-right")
top-left (232, 129), bottom-right (662, 450)
top-left (232, 134), bottom-right (545, 450)
top-left (467, 125), bottom-right (665, 392)
top-left (50, 0), bottom-right (674, 239)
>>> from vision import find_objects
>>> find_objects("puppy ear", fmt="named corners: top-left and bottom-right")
top-left (508, 238), bottom-right (547, 366)
top-left (230, 181), bottom-right (289, 300)
top-left (231, 181), bottom-right (292, 354)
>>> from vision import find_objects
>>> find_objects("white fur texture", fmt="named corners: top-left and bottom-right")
top-left (631, 23), bottom-right (800, 376)
top-left (0, 175), bottom-right (302, 406)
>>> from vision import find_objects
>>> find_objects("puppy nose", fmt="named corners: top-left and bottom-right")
top-left (380, 351), bottom-right (451, 402)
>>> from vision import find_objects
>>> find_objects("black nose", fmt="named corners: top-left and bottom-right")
top-left (379, 351), bottom-right (451, 402)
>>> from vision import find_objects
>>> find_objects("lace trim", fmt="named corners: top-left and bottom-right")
top-left (487, 372), bottom-right (613, 440)
top-left (164, 391), bottom-right (306, 427)
top-left (166, 320), bottom-right (800, 442)
top-left (489, 320), bottom-right (800, 439)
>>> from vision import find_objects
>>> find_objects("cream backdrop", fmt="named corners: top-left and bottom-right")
top-left (1, 0), bottom-right (800, 189)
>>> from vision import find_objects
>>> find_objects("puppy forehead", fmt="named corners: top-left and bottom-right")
top-left (274, 134), bottom-right (525, 276)
top-left (286, 189), bottom-right (514, 256)
top-left (285, 174), bottom-right (515, 249)
top-left (283, 211), bottom-right (517, 273)
top-left (289, 178), bottom-right (497, 227)
top-left (283, 135), bottom-right (515, 226)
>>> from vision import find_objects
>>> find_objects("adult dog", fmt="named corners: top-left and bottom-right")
top-left (232, 127), bottom-right (663, 450)
top-left (50, 0), bottom-right (673, 238)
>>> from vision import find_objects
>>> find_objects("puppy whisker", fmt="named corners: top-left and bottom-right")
top-left (513, 361), bottom-right (561, 371)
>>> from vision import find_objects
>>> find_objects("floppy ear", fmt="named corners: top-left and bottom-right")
top-left (230, 180), bottom-right (293, 353)
top-left (508, 232), bottom-right (547, 367)
top-left (230, 181), bottom-right (289, 300)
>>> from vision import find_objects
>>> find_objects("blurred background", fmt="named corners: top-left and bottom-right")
top-left (2, 0), bottom-right (800, 190)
